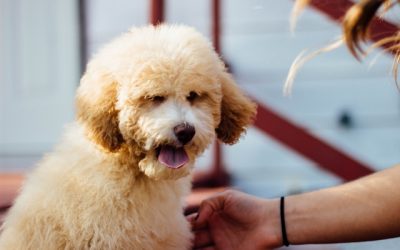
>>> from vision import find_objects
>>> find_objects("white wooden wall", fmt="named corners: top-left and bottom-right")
top-left (0, 0), bottom-right (80, 170)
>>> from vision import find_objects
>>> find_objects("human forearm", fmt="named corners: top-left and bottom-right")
top-left (283, 165), bottom-right (400, 245)
top-left (192, 166), bottom-right (400, 249)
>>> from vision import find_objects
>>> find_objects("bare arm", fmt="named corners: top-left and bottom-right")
top-left (191, 165), bottom-right (400, 249)
top-left (285, 164), bottom-right (400, 245)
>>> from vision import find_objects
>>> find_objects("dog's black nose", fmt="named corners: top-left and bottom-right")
top-left (174, 123), bottom-right (195, 145)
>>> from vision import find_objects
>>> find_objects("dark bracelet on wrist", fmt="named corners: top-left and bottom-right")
top-left (280, 196), bottom-right (290, 247)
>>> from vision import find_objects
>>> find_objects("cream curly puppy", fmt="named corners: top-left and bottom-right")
top-left (0, 24), bottom-right (256, 250)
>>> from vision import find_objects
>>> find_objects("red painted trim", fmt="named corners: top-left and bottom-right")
top-left (210, 0), bottom-right (229, 183)
top-left (309, 0), bottom-right (398, 53)
top-left (78, 0), bottom-right (88, 73)
top-left (150, 0), bottom-right (164, 25)
top-left (0, 174), bottom-right (24, 209)
top-left (254, 104), bottom-right (374, 181)
top-left (212, 0), bottom-right (221, 53)
top-left (309, 0), bottom-right (353, 21)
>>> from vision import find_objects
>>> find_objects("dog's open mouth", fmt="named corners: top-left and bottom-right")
top-left (156, 145), bottom-right (189, 169)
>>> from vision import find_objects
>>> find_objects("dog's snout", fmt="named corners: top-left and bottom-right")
top-left (174, 123), bottom-right (195, 145)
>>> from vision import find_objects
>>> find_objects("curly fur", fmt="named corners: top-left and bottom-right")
top-left (0, 24), bottom-right (256, 250)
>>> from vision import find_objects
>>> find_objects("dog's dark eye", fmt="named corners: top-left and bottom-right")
top-left (187, 91), bottom-right (199, 102)
top-left (150, 95), bottom-right (165, 103)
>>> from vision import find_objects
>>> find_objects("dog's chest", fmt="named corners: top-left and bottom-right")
top-left (85, 177), bottom-right (192, 249)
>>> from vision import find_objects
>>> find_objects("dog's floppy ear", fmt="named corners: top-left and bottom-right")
top-left (75, 65), bottom-right (124, 152)
top-left (216, 71), bottom-right (257, 144)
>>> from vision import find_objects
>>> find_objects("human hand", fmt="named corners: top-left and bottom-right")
top-left (189, 190), bottom-right (282, 250)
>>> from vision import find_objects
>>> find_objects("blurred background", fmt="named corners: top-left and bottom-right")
top-left (1, 0), bottom-right (400, 249)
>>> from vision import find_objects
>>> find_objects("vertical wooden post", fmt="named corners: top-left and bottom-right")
top-left (78, 0), bottom-right (88, 74)
top-left (212, 0), bottom-right (223, 180)
top-left (150, 0), bottom-right (164, 25)
top-left (208, 0), bottom-right (230, 187)
top-left (212, 0), bottom-right (220, 53)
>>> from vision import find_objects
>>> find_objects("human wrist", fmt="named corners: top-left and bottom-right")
top-left (259, 198), bottom-right (285, 249)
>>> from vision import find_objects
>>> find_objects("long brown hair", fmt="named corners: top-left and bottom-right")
top-left (286, 0), bottom-right (400, 93)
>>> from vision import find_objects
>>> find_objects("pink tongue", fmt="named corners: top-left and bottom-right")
top-left (158, 146), bottom-right (189, 169)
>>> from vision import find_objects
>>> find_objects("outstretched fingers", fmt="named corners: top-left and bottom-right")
top-left (189, 192), bottom-right (230, 249)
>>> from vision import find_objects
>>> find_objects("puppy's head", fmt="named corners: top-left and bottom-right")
top-left (76, 25), bottom-right (256, 180)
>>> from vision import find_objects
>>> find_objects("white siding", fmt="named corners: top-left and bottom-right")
top-left (0, 0), bottom-right (80, 169)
